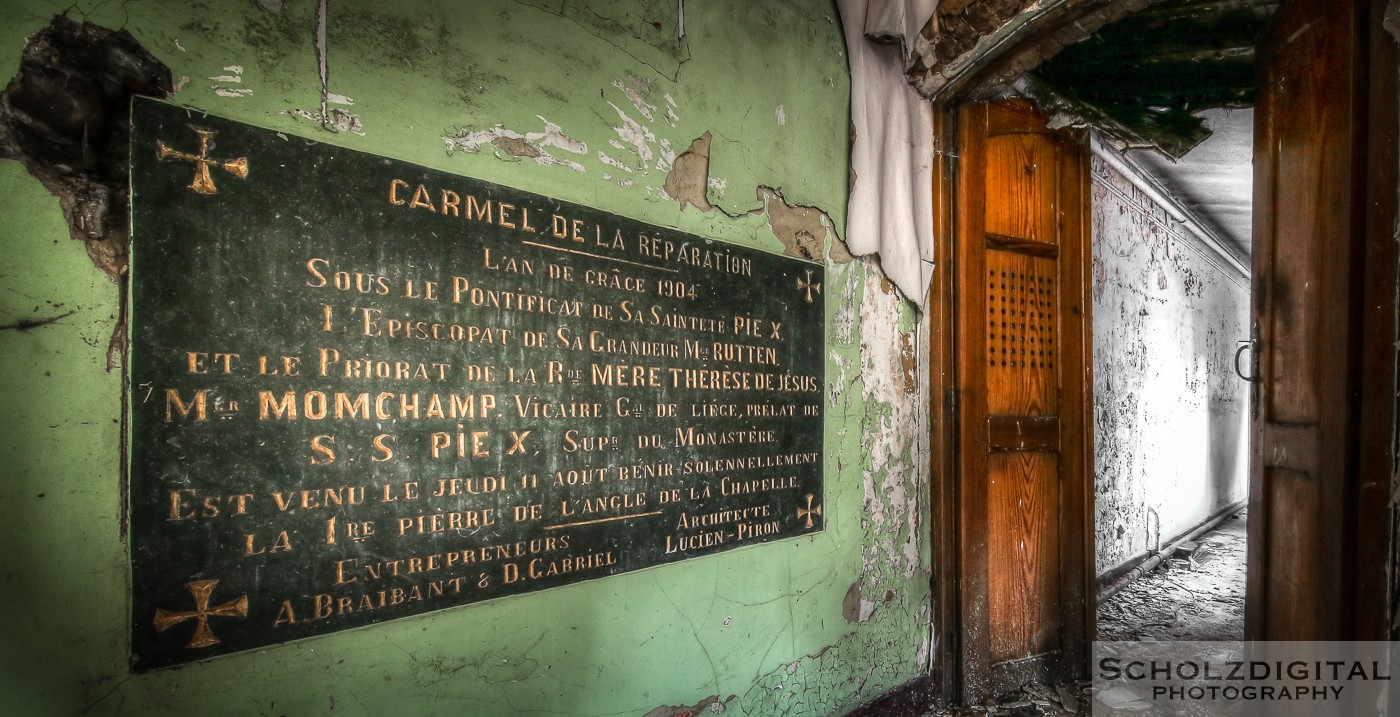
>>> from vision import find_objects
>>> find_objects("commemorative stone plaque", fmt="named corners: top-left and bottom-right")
top-left (128, 97), bottom-right (825, 669)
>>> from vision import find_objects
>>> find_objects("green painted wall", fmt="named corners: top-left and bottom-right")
top-left (0, 1), bottom-right (930, 715)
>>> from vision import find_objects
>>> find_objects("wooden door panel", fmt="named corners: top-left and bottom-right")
top-left (1261, 10), bottom-right (1339, 424)
top-left (986, 251), bottom-right (1058, 416)
top-left (956, 99), bottom-right (1092, 703)
top-left (987, 452), bottom-right (1061, 662)
top-left (984, 135), bottom-right (1059, 245)
top-left (1262, 467), bottom-right (1321, 637)
top-left (1248, 0), bottom-right (1395, 642)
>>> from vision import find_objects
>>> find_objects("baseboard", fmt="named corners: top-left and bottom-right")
top-left (1096, 498), bottom-right (1246, 601)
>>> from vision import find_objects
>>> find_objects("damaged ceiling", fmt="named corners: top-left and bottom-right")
top-left (1128, 107), bottom-right (1255, 255)
top-left (1028, 0), bottom-right (1278, 159)
top-left (906, 0), bottom-right (1276, 259)
top-left (1024, 0), bottom-right (1275, 258)
top-left (898, 0), bottom-right (1279, 256)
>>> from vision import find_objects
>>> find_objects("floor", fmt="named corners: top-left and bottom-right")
top-left (1097, 510), bottom-right (1247, 642)
top-left (915, 511), bottom-right (1248, 716)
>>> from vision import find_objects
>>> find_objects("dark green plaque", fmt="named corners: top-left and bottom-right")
top-left (128, 98), bottom-right (825, 669)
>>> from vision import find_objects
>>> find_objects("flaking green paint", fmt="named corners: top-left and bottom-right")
top-left (0, 1), bottom-right (930, 715)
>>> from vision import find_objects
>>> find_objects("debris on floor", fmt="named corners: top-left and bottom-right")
top-left (1097, 511), bottom-right (1246, 642)
top-left (920, 681), bottom-right (1093, 716)
top-left (921, 512), bottom-right (1247, 716)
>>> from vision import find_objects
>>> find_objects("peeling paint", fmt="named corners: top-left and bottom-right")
top-left (642, 695), bottom-right (728, 717)
top-left (759, 186), bottom-right (853, 264)
top-left (664, 93), bottom-right (680, 126)
top-left (599, 150), bottom-right (632, 173)
top-left (0, 3), bottom-right (926, 716)
top-left (607, 101), bottom-right (658, 168)
top-left (776, 104), bottom-right (786, 126)
top-left (612, 77), bottom-right (657, 121)
top-left (663, 132), bottom-right (713, 212)
top-left (1091, 156), bottom-right (1249, 576)
top-left (210, 64), bottom-right (251, 97)
top-left (285, 107), bottom-right (363, 135)
top-left (282, 0), bottom-right (363, 133)
top-left (443, 118), bottom-right (588, 173)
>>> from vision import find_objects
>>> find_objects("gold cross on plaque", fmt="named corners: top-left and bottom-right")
top-left (797, 493), bottom-right (823, 529)
top-left (153, 579), bottom-right (248, 649)
top-left (797, 270), bottom-right (822, 304)
top-left (156, 127), bottom-right (249, 195)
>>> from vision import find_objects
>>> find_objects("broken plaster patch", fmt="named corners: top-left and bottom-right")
top-left (0, 15), bottom-right (171, 283)
top-left (663, 132), bottom-right (713, 212)
top-left (759, 186), bottom-right (853, 264)
top-left (841, 579), bottom-right (876, 624)
top-left (443, 117), bottom-right (587, 173)
top-left (0, 16), bottom-right (172, 372)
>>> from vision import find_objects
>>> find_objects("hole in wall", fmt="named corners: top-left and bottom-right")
top-left (0, 14), bottom-right (173, 283)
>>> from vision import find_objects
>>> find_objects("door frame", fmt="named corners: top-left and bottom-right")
top-left (929, 100), bottom-right (1096, 706)
top-left (926, 0), bottom-right (1399, 707)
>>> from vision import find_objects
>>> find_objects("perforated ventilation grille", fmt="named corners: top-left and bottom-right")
top-left (987, 259), bottom-right (1055, 370)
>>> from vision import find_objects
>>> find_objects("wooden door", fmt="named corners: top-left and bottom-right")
top-left (1246, 0), bottom-right (1396, 641)
top-left (954, 100), bottom-right (1094, 701)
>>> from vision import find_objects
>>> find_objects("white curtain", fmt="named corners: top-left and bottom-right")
top-left (836, 0), bottom-right (937, 310)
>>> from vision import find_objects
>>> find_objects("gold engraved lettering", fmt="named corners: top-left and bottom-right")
top-left (409, 184), bottom-right (435, 211)
top-left (397, 508), bottom-right (497, 535)
top-left (389, 179), bottom-right (409, 205)
top-left (165, 389), bottom-right (209, 422)
top-left (440, 189), bottom-right (461, 216)
top-left (664, 530), bottom-right (728, 554)
top-left (185, 352), bottom-right (238, 374)
top-left (720, 475), bottom-right (800, 496)
top-left (244, 530), bottom-right (293, 555)
top-left (501, 551), bottom-right (618, 584)
top-left (432, 475), bottom-right (509, 497)
top-left (465, 195), bottom-right (491, 222)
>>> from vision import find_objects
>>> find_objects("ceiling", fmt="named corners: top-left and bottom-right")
top-left (1030, 0), bottom-right (1276, 158)
top-left (1024, 0), bottom-right (1274, 259)
top-left (1127, 107), bottom-right (1255, 256)
top-left (1125, 109), bottom-right (1260, 257)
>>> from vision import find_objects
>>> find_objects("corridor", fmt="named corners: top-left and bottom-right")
top-left (1098, 511), bottom-right (1247, 642)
